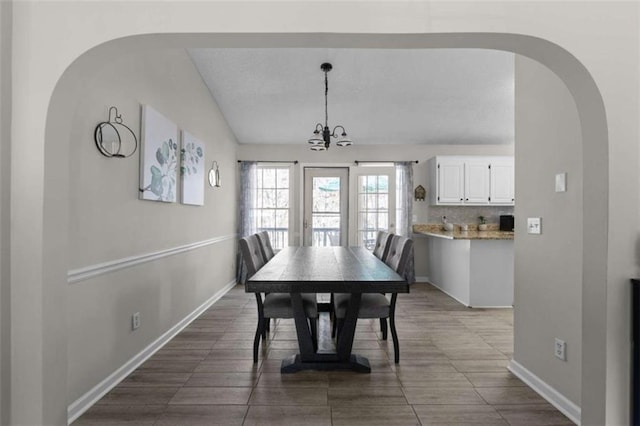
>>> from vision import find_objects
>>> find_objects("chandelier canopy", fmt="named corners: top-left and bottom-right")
top-left (307, 63), bottom-right (352, 151)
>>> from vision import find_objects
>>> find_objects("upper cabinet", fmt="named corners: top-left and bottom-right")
top-left (488, 159), bottom-right (515, 205)
top-left (436, 160), bottom-right (464, 204)
top-left (428, 156), bottom-right (514, 206)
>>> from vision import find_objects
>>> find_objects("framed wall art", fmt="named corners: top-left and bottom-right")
top-left (180, 130), bottom-right (205, 206)
top-left (139, 105), bottom-right (178, 202)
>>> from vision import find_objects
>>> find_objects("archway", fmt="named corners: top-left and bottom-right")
top-left (42, 33), bottom-right (606, 424)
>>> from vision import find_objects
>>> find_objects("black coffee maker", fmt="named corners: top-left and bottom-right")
top-left (499, 215), bottom-right (515, 231)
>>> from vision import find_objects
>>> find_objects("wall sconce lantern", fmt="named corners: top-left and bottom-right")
top-left (414, 185), bottom-right (426, 201)
top-left (94, 106), bottom-right (138, 158)
top-left (208, 161), bottom-right (221, 188)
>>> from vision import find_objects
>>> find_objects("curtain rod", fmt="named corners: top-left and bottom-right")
top-left (237, 160), bottom-right (298, 164)
top-left (354, 160), bottom-right (419, 164)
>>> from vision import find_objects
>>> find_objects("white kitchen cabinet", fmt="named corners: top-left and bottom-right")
top-left (437, 160), bottom-right (464, 204)
top-left (428, 156), bottom-right (514, 206)
top-left (489, 160), bottom-right (515, 204)
top-left (464, 161), bottom-right (490, 204)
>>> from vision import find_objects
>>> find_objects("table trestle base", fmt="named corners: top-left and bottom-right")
top-left (280, 354), bottom-right (371, 373)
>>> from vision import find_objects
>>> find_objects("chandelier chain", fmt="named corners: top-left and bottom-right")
top-left (324, 70), bottom-right (329, 128)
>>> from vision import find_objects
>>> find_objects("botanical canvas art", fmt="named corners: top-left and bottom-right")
top-left (180, 131), bottom-right (205, 206)
top-left (139, 105), bottom-right (178, 202)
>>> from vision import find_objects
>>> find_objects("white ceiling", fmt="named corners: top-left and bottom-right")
top-left (187, 48), bottom-right (514, 146)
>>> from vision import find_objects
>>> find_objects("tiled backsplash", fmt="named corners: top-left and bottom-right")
top-left (425, 206), bottom-right (515, 225)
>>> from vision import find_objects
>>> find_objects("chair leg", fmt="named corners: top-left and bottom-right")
top-left (262, 317), bottom-right (268, 339)
top-left (265, 319), bottom-right (271, 332)
top-left (309, 318), bottom-right (318, 352)
top-left (389, 294), bottom-right (400, 364)
top-left (253, 317), bottom-right (264, 363)
top-left (380, 318), bottom-right (388, 340)
top-left (390, 315), bottom-right (399, 364)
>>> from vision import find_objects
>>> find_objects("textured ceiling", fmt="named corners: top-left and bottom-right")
top-left (188, 48), bottom-right (514, 146)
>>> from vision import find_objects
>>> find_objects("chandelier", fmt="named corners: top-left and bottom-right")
top-left (307, 63), bottom-right (352, 151)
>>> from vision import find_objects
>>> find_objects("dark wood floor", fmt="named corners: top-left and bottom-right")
top-left (75, 283), bottom-right (573, 425)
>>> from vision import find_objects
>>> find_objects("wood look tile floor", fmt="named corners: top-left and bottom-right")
top-left (74, 283), bottom-right (574, 425)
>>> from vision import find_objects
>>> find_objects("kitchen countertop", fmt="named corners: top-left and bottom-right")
top-left (412, 224), bottom-right (514, 240)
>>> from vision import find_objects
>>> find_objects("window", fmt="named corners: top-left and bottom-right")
top-left (357, 174), bottom-right (390, 250)
top-left (253, 165), bottom-right (291, 250)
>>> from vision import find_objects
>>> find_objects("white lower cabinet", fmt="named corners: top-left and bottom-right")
top-left (426, 236), bottom-right (514, 307)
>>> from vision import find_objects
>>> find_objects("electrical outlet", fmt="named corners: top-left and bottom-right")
top-left (555, 338), bottom-right (566, 361)
top-left (132, 312), bottom-right (141, 330)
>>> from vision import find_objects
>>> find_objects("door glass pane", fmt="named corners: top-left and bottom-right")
top-left (312, 176), bottom-right (341, 246)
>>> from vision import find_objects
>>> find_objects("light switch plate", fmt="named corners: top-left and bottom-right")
top-left (527, 217), bottom-right (542, 234)
top-left (555, 173), bottom-right (567, 192)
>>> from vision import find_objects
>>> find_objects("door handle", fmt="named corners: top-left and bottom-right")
top-left (304, 219), bottom-right (308, 229)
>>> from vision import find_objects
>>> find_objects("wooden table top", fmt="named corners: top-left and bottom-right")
top-left (246, 246), bottom-right (409, 294)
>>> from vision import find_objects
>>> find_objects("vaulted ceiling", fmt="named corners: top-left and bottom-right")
top-left (188, 48), bottom-right (514, 146)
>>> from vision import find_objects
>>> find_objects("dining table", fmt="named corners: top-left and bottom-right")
top-left (245, 246), bottom-right (409, 373)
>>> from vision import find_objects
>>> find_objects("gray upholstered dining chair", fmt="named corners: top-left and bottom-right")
top-left (332, 234), bottom-right (413, 363)
top-left (372, 230), bottom-right (392, 260)
top-left (255, 230), bottom-right (275, 333)
top-left (256, 230), bottom-right (275, 261)
top-left (239, 234), bottom-right (318, 363)
top-left (331, 230), bottom-right (392, 336)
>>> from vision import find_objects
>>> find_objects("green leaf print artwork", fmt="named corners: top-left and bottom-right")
top-left (181, 141), bottom-right (204, 176)
top-left (142, 137), bottom-right (177, 201)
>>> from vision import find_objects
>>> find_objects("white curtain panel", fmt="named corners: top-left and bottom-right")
top-left (237, 161), bottom-right (258, 283)
top-left (395, 162), bottom-right (415, 284)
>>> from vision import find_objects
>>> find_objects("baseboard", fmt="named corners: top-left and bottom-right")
top-left (508, 359), bottom-right (581, 425)
top-left (427, 280), bottom-right (471, 307)
top-left (67, 278), bottom-right (237, 424)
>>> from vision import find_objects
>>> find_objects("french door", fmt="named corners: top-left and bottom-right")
top-left (303, 168), bottom-right (349, 246)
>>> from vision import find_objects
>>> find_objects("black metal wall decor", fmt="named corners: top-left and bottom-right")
top-left (414, 185), bottom-right (426, 201)
top-left (94, 106), bottom-right (138, 158)
top-left (208, 161), bottom-right (221, 188)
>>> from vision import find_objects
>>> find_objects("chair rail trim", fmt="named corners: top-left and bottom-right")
top-left (68, 234), bottom-right (237, 284)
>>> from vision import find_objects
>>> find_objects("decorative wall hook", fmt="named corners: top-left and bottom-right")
top-left (208, 161), bottom-right (221, 188)
top-left (94, 106), bottom-right (138, 158)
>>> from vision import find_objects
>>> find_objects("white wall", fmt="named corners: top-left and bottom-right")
top-left (514, 55), bottom-right (583, 407)
top-left (66, 48), bottom-right (238, 403)
top-left (0, 1), bottom-right (11, 423)
top-left (5, 2), bottom-right (638, 424)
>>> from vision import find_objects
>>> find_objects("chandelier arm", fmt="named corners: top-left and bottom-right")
top-left (332, 125), bottom-right (347, 137)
